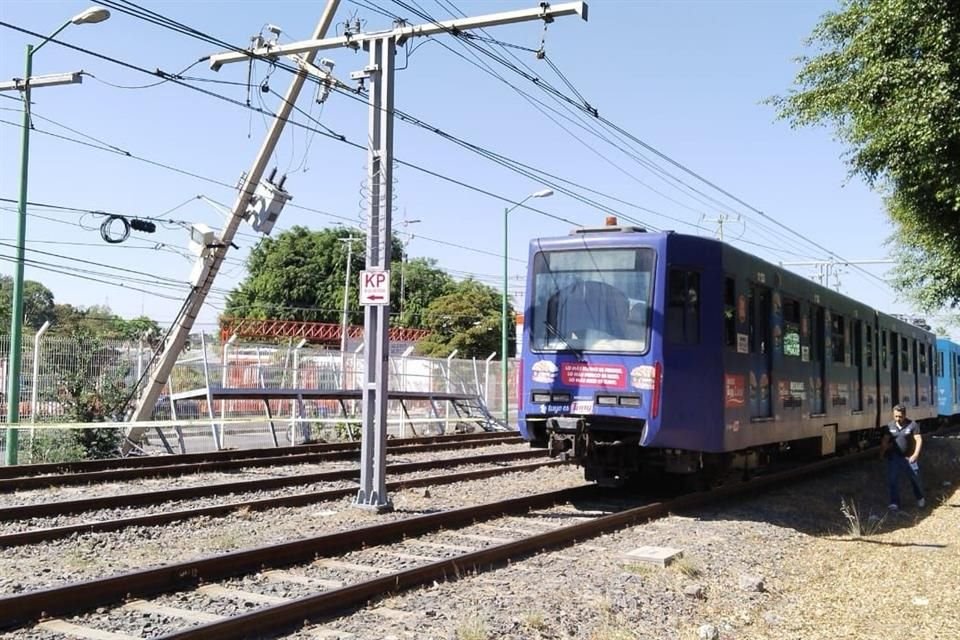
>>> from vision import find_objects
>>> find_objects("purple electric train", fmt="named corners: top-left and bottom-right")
top-left (518, 221), bottom-right (939, 486)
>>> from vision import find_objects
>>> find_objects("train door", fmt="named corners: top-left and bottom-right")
top-left (890, 332), bottom-right (901, 405)
top-left (809, 305), bottom-right (825, 414)
top-left (748, 284), bottom-right (772, 418)
top-left (947, 348), bottom-right (960, 404)
top-left (853, 320), bottom-right (863, 411)
top-left (909, 338), bottom-right (922, 407)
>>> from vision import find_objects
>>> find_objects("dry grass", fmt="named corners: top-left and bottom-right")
top-left (672, 554), bottom-right (703, 578)
top-left (454, 614), bottom-right (489, 640)
top-left (522, 611), bottom-right (547, 631)
top-left (588, 616), bottom-right (638, 640)
top-left (839, 495), bottom-right (886, 537)
top-left (737, 435), bottom-right (960, 640)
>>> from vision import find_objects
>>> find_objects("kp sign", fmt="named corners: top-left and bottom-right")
top-left (359, 270), bottom-right (391, 305)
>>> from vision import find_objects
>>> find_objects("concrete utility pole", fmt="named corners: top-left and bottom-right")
top-left (209, 1), bottom-right (588, 510)
top-left (124, 0), bottom-right (343, 451)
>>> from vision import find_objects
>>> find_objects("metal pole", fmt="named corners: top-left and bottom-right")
top-left (340, 239), bottom-right (353, 388)
top-left (501, 205), bottom-right (509, 428)
top-left (26, 319), bottom-right (50, 462)
top-left (29, 320), bottom-right (50, 424)
top-left (4, 45), bottom-right (32, 466)
top-left (200, 332), bottom-right (221, 450)
top-left (355, 35), bottom-right (395, 512)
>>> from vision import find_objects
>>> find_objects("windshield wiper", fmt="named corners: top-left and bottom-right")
top-left (544, 321), bottom-right (582, 357)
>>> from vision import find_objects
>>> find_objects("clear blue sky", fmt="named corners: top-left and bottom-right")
top-left (0, 1), bottom-right (937, 333)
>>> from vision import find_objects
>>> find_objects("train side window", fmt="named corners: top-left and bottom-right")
top-left (831, 314), bottom-right (846, 363)
top-left (667, 269), bottom-right (700, 345)
top-left (724, 277), bottom-right (736, 349)
top-left (865, 325), bottom-right (874, 368)
top-left (901, 336), bottom-right (910, 372)
top-left (919, 342), bottom-right (927, 375)
top-left (938, 350), bottom-right (944, 377)
top-left (881, 330), bottom-right (888, 369)
top-left (782, 297), bottom-right (801, 357)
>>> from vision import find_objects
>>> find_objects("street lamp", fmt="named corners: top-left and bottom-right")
top-left (4, 7), bottom-right (111, 466)
top-left (502, 188), bottom-right (553, 427)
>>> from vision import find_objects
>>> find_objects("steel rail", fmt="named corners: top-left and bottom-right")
top-left (0, 435), bottom-right (523, 491)
top-left (0, 460), bottom-right (563, 548)
top-left (0, 430), bottom-right (517, 479)
top-left (163, 448), bottom-right (879, 639)
top-left (0, 449), bottom-right (548, 521)
top-left (0, 485), bottom-right (597, 630)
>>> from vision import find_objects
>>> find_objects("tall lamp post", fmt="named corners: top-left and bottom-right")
top-left (502, 188), bottom-right (553, 427)
top-left (3, 6), bottom-right (111, 465)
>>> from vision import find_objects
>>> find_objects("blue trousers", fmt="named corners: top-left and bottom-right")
top-left (886, 456), bottom-right (924, 507)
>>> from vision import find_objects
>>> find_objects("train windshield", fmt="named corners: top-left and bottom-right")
top-left (530, 248), bottom-right (655, 353)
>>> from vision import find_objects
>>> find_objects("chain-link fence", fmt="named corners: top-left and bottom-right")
top-left (1, 333), bottom-right (517, 463)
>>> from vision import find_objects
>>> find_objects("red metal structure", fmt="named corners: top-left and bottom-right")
top-left (219, 317), bottom-right (430, 345)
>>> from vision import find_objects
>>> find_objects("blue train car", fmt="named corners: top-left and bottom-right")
top-left (519, 222), bottom-right (937, 485)
top-left (935, 337), bottom-right (960, 417)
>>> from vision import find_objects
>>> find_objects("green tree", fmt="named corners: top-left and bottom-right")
top-left (225, 226), bottom-right (450, 328)
top-left (771, 0), bottom-right (960, 310)
top-left (415, 279), bottom-right (512, 358)
top-left (46, 303), bottom-right (159, 340)
top-left (0, 276), bottom-right (55, 331)
top-left (57, 331), bottom-right (128, 459)
top-left (393, 257), bottom-right (455, 327)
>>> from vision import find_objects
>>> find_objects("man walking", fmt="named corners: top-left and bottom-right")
top-left (881, 404), bottom-right (925, 510)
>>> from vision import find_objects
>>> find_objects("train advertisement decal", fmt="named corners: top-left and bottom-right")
top-left (560, 363), bottom-right (626, 388)
top-left (725, 374), bottom-right (746, 408)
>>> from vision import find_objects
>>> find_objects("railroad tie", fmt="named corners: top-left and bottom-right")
top-left (314, 559), bottom-right (384, 573)
top-left (36, 620), bottom-right (140, 640)
top-left (197, 584), bottom-right (287, 604)
top-left (402, 539), bottom-right (477, 552)
top-left (122, 600), bottom-right (225, 623)
top-left (261, 569), bottom-right (344, 589)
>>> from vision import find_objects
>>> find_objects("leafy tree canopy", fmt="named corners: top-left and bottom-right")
top-left (0, 276), bottom-right (55, 331)
top-left (415, 278), bottom-right (513, 359)
top-left (224, 225), bottom-right (452, 328)
top-left (1, 276), bottom-right (160, 340)
top-left (771, 0), bottom-right (960, 310)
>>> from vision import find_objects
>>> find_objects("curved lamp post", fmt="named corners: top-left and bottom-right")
top-left (501, 188), bottom-right (553, 427)
top-left (5, 7), bottom-right (111, 465)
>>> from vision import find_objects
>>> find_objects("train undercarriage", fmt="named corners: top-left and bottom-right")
top-left (531, 416), bottom-right (883, 488)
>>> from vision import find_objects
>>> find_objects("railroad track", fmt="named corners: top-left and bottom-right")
top-left (0, 431), bottom-right (522, 491)
top-left (0, 448), bottom-right (549, 521)
top-left (0, 448), bottom-right (874, 638)
top-left (0, 455), bottom-right (560, 547)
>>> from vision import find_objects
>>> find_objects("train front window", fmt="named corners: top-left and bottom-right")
top-left (531, 248), bottom-right (654, 353)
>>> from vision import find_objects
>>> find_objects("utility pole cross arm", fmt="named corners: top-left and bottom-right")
top-left (209, 1), bottom-right (588, 70)
top-left (0, 71), bottom-right (82, 92)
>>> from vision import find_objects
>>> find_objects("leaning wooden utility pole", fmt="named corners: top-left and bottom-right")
top-left (209, 1), bottom-right (589, 510)
top-left (124, 0), bottom-right (343, 452)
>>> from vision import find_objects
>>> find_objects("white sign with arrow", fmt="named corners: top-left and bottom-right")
top-left (359, 270), bottom-right (391, 306)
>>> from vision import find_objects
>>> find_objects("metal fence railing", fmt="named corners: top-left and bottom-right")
top-left (1, 333), bottom-right (518, 463)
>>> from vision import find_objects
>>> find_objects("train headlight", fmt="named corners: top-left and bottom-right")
top-left (532, 392), bottom-right (552, 404)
